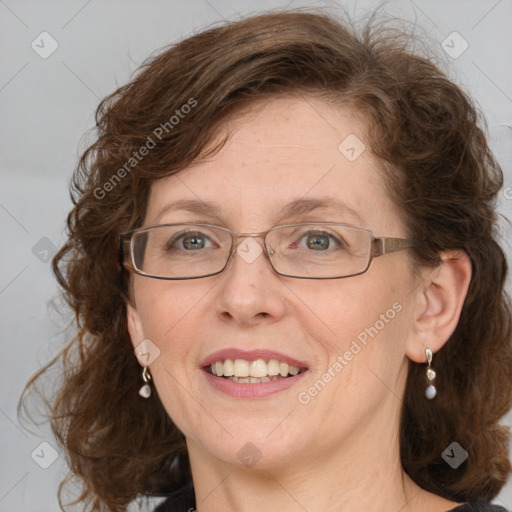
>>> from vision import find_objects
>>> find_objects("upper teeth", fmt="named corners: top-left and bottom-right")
top-left (210, 358), bottom-right (301, 378)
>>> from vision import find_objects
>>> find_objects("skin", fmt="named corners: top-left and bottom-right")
top-left (127, 95), bottom-right (472, 512)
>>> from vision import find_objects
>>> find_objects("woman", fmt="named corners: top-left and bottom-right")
top-left (22, 9), bottom-right (512, 512)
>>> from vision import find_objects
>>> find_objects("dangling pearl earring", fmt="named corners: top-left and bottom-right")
top-left (139, 366), bottom-right (152, 399)
top-left (425, 348), bottom-right (437, 399)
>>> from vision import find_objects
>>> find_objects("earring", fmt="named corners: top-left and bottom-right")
top-left (139, 366), bottom-right (152, 398)
top-left (424, 348), bottom-right (437, 399)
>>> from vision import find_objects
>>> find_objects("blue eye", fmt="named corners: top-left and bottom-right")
top-left (298, 231), bottom-right (342, 251)
top-left (305, 233), bottom-right (331, 250)
top-left (167, 231), bottom-right (214, 251)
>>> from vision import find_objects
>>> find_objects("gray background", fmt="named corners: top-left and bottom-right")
top-left (1, 0), bottom-right (511, 511)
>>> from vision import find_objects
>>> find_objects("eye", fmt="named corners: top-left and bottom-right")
top-left (297, 230), bottom-right (343, 251)
top-left (305, 233), bottom-right (330, 250)
top-left (167, 231), bottom-right (214, 251)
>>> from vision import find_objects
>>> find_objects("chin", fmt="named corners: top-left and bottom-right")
top-left (187, 419), bottom-right (309, 471)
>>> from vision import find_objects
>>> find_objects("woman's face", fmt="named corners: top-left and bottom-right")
top-left (128, 96), bottom-right (420, 471)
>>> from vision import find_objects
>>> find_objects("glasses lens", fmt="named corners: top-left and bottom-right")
top-left (267, 224), bottom-right (372, 278)
top-left (131, 224), bottom-right (232, 278)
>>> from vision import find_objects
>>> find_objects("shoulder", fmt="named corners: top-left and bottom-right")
top-left (449, 499), bottom-right (509, 511)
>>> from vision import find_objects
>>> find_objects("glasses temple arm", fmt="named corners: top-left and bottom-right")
top-left (119, 236), bottom-right (135, 271)
top-left (372, 237), bottom-right (415, 256)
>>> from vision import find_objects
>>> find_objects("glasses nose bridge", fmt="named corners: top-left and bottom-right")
top-left (231, 229), bottom-right (267, 240)
top-left (228, 229), bottom-right (275, 263)
top-left (229, 229), bottom-right (270, 249)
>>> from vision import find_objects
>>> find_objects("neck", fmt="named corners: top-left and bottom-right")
top-left (186, 403), bottom-right (436, 512)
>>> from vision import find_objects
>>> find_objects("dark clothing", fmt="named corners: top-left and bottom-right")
top-left (153, 487), bottom-right (509, 511)
top-left (451, 500), bottom-right (509, 511)
top-left (154, 485), bottom-right (195, 511)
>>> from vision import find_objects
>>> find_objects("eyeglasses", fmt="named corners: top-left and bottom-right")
top-left (119, 222), bottom-right (415, 280)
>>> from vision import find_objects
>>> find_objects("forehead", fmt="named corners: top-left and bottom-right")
top-left (146, 96), bottom-right (404, 235)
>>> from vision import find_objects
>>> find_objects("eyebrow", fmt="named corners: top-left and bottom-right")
top-left (155, 199), bottom-right (222, 223)
top-left (154, 197), bottom-right (364, 225)
top-left (277, 197), bottom-right (363, 224)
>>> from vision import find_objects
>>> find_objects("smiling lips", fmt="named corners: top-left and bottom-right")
top-left (202, 349), bottom-right (307, 385)
top-left (209, 358), bottom-right (302, 383)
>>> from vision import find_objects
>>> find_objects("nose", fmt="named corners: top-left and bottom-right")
top-left (214, 237), bottom-right (287, 327)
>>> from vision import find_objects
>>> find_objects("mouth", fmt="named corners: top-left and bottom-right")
top-left (200, 349), bottom-right (309, 398)
top-left (205, 357), bottom-right (307, 383)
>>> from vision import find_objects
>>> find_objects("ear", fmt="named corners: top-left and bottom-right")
top-left (126, 301), bottom-right (146, 352)
top-left (406, 250), bottom-right (472, 363)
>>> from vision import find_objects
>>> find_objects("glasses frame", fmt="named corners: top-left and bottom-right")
top-left (119, 222), bottom-right (415, 280)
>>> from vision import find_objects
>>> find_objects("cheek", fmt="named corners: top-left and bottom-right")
top-left (134, 279), bottom-right (208, 338)
top-left (132, 279), bottom-right (213, 386)
top-left (288, 271), bottom-right (411, 386)
top-left (288, 271), bottom-right (403, 336)
top-left (132, 281), bottom-right (212, 432)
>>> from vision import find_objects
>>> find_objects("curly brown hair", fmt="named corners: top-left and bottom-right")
top-left (20, 9), bottom-right (512, 512)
